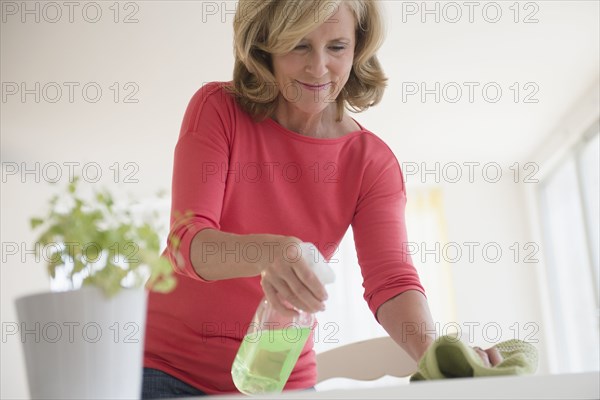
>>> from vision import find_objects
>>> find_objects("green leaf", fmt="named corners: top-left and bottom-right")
top-left (68, 177), bottom-right (79, 194)
top-left (150, 276), bottom-right (176, 293)
top-left (30, 218), bottom-right (44, 229)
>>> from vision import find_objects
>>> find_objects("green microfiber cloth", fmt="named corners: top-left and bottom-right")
top-left (410, 335), bottom-right (538, 381)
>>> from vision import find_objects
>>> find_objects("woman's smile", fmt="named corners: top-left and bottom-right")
top-left (296, 80), bottom-right (332, 91)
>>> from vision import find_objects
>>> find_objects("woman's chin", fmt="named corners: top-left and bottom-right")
top-left (292, 103), bottom-right (331, 116)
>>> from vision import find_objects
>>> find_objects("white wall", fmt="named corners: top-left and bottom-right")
top-left (442, 178), bottom-right (548, 372)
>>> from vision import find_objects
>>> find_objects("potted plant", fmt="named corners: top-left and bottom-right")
top-left (15, 177), bottom-right (179, 399)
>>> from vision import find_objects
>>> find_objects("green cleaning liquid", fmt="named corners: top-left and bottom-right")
top-left (231, 326), bottom-right (312, 394)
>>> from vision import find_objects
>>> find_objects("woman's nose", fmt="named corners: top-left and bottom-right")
top-left (306, 50), bottom-right (328, 78)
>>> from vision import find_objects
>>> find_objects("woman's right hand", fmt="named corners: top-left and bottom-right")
top-left (473, 346), bottom-right (504, 367)
top-left (256, 235), bottom-right (328, 317)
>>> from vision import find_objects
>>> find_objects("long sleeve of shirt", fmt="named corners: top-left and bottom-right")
top-left (145, 81), bottom-right (425, 394)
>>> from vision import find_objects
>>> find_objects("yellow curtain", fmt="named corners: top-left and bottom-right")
top-left (405, 187), bottom-right (458, 327)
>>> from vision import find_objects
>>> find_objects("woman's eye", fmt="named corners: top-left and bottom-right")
top-left (294, 44), bottom-right (346, 53)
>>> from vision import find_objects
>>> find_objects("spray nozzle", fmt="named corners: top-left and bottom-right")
top-left (298, 242), bottom-right (335, 285)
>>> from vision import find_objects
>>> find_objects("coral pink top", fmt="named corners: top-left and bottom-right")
top-left (144, 81), bottom-right (425, 394)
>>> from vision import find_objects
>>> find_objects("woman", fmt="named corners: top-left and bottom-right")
top-left (142, 0), bottom-right (501, 397)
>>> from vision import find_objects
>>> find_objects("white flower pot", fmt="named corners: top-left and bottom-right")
top-left (15, 286), bottom-right (148, 399)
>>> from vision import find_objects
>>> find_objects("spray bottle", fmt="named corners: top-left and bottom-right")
top-left (231, 242), bottom-right (335, 394)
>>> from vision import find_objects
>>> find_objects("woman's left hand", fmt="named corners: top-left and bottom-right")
top-left (473, 346), bottom-right (503, 367)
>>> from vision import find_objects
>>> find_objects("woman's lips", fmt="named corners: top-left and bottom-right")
top-left (297, 81), bottom-right (332, 91)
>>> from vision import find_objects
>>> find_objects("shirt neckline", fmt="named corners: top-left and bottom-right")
top-left (265, 116), bottom-right (366, 144)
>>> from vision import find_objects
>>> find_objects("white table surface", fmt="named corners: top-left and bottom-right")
top-left (200, 372), bottom-right (599, 399)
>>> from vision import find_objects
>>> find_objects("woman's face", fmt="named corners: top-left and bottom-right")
top-left (271, 4), bottom-right (356, 116)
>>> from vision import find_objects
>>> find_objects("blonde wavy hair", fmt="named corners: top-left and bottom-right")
top-left (223, 0), bottom-right (388, 123)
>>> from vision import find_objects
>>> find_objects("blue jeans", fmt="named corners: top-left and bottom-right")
top-left (141, 367), bottom-right (316, 398)
top-left (142, 368), bottom-right (207, 398)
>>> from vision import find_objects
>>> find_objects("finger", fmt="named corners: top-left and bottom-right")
top-left (268, 258), bottom-right (324, 313)
top-left (272, 276), bottom-right (319, 313)
top-left (292, 256), bottom-right (329, 302)
top-left (485, 347), bottom-right (503, 366)
top-left (473, 347), bottom-right (491, 367)
top-left (284, 274), bottom-right (325, 313)
top-left (261, 279), bottom-right (298, 318)
top-left (284, 242), bottom-right (329, 303)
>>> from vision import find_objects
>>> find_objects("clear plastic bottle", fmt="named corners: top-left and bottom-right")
top-left (231, 242), bottom-right (335, 395)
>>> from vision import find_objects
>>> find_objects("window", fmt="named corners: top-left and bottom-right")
top-left (537, 122), bottom-right (600, 373)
